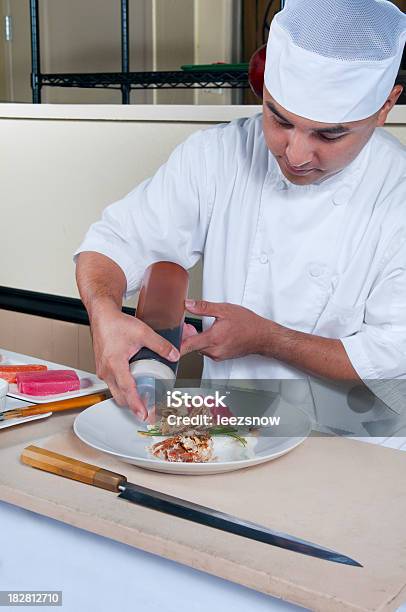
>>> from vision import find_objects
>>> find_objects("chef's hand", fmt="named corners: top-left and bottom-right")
top-left (181, 299), bottom-right (361, 381)
top-left (90, 301), bottom-right (179, 420)
top-left (181, 300), bottom-right (268, 360)
top-left (181, 321), bottom-right (199, 343)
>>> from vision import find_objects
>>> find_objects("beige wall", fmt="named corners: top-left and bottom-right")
top-left (40, 0), bottom-right (152, 105)
top-left (385, 124), bottom-right (406, 145)
top-left (0, 2), bottom-right (7, 101)
top-left (153, 0), bottom-right (194, 105)
top-left (193, 0), bottom-right (236, 105)
top-left (0, 310), bottom-right (95, 372)
top-left (0, 0), bottom-right (32, 102)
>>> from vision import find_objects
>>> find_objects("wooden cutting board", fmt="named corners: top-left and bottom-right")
top-left (1, 418), bottom-right (406, 612)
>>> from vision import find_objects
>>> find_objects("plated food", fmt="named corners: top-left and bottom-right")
top-left (150, 434), bottom-right (214, 463)
top-left (147, 433), bottom-right (258, 463)
top-left (140, 404), bottom-right (258, 464)
top-left (74, 396), bottom-right (311, 475)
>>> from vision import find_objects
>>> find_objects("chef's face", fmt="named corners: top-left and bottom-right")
top-left (262, 86), bottom-right (402, 185)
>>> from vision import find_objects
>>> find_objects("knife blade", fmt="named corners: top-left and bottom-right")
top-left (21, 445), bottom-right (362, 567)
top-left (119, 483), bottom-right (361, 566)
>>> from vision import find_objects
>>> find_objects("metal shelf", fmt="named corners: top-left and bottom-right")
top-left (38, 69), bottom-right (250, 91)
top-left (29, 0), bottom-right (248, 104)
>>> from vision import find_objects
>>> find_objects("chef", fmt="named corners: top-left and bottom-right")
top-left (75, 0), bottom-right (406, 420)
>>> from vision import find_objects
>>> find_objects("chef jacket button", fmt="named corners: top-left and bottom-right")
top-left (333, 186), bottom-right (352, 206)
top-left (309, 264), bottom-right (323, 277)
top-left (260, 253), bottom-right (269, 264)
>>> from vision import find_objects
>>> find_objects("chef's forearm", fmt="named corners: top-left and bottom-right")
top-left (259, 321), bottom-right (361, 381)
top-left (75, 252), bottom-right (127, 322)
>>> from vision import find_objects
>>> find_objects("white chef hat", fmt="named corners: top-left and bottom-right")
top-left (264, 0), bottom-right (406, 123)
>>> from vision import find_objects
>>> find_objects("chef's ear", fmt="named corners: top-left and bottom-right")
top-left (376, 85), bottom-right (403, 127)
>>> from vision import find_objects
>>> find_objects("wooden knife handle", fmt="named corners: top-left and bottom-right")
top-left (21, 445), bottom-right (127, 492)
top-left (18, 392), bottom-right (108, 417)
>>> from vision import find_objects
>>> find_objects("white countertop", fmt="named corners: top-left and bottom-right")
top-left (0, 103), bottom-right (404, 124)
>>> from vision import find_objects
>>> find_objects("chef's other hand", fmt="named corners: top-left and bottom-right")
top-left (90, 302), bottom-right (179, 420)
top-left (181, 321), bottom-right (199, 343)
top-left (181, 300), bottom-right (268, 361)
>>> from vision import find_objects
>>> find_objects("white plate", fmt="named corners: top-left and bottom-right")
top-left (0, 412), bottom-right (52, 430)
top-left (74, 395), bottom-right (312, 475)
top-left (0, 349), bottom-right (108, 404)
top-left (0, 396), bottom-right (52, 429)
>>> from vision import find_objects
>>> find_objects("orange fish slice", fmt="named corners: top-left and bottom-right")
top-left (0, 364), bottom-right (48, 383)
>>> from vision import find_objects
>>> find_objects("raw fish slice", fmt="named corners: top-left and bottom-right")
top-left (0, 364), bottom-right (47, 383)
top-left (16, 370), bottom-right (80, 395)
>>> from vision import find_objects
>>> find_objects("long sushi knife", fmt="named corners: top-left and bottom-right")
top-left (21, 445), bottom-right (362, 567)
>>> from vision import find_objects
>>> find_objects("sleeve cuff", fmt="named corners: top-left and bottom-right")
top-left (340, 335), bottom-right (406, 415)
top-left (340, 335), bottom-right (378, 379)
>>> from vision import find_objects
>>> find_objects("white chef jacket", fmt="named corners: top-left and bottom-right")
top-left (75, 114), bottom-right (406, 398)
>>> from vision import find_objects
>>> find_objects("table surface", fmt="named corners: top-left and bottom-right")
top-left (1, 398), bottom-right (406, 612)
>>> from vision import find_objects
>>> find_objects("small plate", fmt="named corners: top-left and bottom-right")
top-left (0, 349), bottom-right (108, 404)
top-left (0, 397), bottom-right (52, 430)
top-left (74, 394), bottom-right (311, 475)
top-left (0, 412), bottom-right (52, 430)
